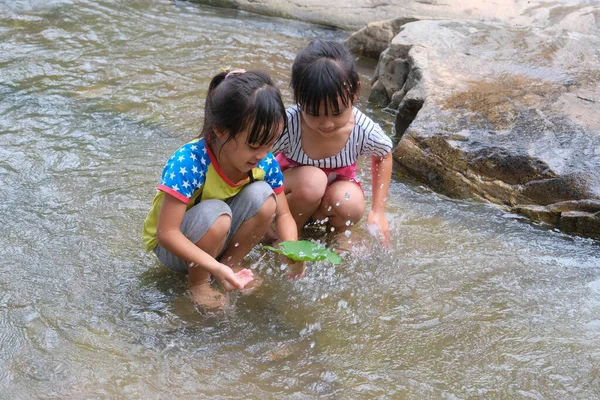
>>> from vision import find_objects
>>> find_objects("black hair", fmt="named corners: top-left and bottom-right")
top-left (200, 70), bottom-right (286, 148)
top-left (291, 40), bottom-right (360, 116)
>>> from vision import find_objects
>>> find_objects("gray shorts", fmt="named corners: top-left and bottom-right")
top-left (153, 180), bottom-right (275, 273)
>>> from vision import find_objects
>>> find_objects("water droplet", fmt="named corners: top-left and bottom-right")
top-left (335, 202), bottom-right (340, 207)
top-left (344, 230), bottom-right (351, 237)
top-left (345, 220), bottom-right (351, 226)
top-left (344, 192), bottom-right (350, 200)
top-left (234, 242), bottom-right (239, 247)
top-left (380, 184), bottom-right (384, 188)
top-left (327, 206), bottom-right (332, 211)
top-left (330, 227), bottom-right (335, 232)
top-left (367, 224), bottom-right (379, 235)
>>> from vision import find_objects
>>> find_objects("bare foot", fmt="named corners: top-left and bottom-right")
top-left (188, 282), bottom-right (226, 311)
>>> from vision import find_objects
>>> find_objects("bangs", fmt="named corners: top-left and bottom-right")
top-left (244, 86), bottom-right (286, 146)
top-left (295, 59), bottom-right (355, 116)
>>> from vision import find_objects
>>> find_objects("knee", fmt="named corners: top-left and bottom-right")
top-left (255, 194), bottom-right (277, 222)
top-left (245, 180), bottom-right (274, 200)
top-left (292, 168), bottom-right (328, 204)
top-left (327, 188), bottom-right (365, 224)
top-left (340, 201), bottom-right (365, 223)
top-left (246, 181), bottom-right (277, 219)
top-left (206, 213), bottom-right (231, 239)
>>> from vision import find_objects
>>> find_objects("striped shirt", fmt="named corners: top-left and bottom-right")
top-left (272, 105), bottom-right (393, 169)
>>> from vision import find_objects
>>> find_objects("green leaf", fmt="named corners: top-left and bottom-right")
top-left (263, 240), bottom-right (342, 264)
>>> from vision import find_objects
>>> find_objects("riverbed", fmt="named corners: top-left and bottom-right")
top-left (1, 1), bottom-right (599, 398)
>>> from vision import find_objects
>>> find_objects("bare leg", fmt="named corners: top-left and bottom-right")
top-left (217, 194), bottom-right (277, 294)
top-left (220, 194), bottom-right (277, 267)
top-left (313, 180), bottom-right (365, 249)
top-left (188, 214), bottom-right (231, 309)
top-left (282, 166), bottom-right (328, 233)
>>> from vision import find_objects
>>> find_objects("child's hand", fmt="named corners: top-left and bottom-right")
top-left (367, 210), bottom-right (391, 247)
top-left (213, 264), bottom-right (254, 292)
top-left (285, 258), bottom-right (306, 280)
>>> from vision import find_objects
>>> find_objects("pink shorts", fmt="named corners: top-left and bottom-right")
top-left (275, 153), bottom-right (362, 189)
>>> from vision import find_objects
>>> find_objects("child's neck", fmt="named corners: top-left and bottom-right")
top-left (300, 113), bottom-right (355, 160)
top-left (221, 162), bottom-right (246, 184)
top-left (212, 145), bottom-right (247, 184)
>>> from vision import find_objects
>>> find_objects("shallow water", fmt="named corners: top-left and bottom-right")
top-left (1, 1), bottom-right (599, 398)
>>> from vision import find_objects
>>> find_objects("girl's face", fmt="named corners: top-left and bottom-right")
top-left (300, 98), bottom-right (354, 138)
top-left (218, 122), bottom-right (282, 174)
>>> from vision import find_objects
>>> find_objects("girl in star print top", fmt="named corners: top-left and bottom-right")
top-left (143, 69), bottom-right (303, 309)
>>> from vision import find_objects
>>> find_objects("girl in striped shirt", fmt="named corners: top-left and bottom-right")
top-left (272, 40), bottom-right (394, 246)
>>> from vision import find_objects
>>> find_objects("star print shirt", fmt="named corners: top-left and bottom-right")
top-left (142, 137), bottom-right (284, 251)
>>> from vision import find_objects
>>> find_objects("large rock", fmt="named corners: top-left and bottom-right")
top-left (373, 2), bottom-right (600, 236)
top-left (187, 0), bottom-right (524, 31)
top-left (345, 17), bottom-right (419, 59)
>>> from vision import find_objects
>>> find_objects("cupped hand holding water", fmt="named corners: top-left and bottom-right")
top-left (213, 264), bottom-right (254, 291)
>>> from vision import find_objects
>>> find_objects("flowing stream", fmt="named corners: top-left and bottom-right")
top-left (1, 1), bottom-right (599, 398)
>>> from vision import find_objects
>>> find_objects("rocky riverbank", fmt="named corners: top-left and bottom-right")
top-left (364, 2), bottom-right (600, 237)
top-left (188, 0), bottom-right (600, 237)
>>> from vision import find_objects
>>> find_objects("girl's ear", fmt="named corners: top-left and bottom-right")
top-left (353, 81), bottom-right (362, 103)
top-left (213, 127), bottom-right (227, 140)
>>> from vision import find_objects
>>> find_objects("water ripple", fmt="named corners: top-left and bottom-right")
top-left (1, 0), bottom-right (599, 398)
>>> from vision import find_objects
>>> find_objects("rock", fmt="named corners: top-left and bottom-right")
top-left (186, 0), bottom-right (527, 32)
top-left (382, 4), bottom-right (600, 236)
top-left (345, 17), bottom-right (420, 59)
top-left (513, 202), bottom-right (600, 236)
top-left (369, 49), bottom-right (410, 107)
top-left (548, 199), bottom-right (600, 214)
top-left (512, 205), bottom-right (560, 226)
top-left (560, 211), bottom-right (600, 236)
top-left (522, 173), bottom-right (600, 206)
top-left (368, 79), bottom-right (390, 108)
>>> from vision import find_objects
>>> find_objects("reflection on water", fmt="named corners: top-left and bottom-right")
top-left (1, 0), bottom-right (599, 398)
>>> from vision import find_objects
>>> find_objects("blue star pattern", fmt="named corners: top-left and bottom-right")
top-left (158, 139), bottom-right (208, 203)
top-left (156, 138), bottom-right (284, 204)
top-left (144, 138), bottom-right (285, 252)
top-left (262, 159), bottom-right (284, 191)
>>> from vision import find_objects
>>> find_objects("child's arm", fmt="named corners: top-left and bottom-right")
top-left (368, 152), bottom-right (393, 246)
top-left (156, 194), bottom-right (253, 291)
top-left (274, 191), bottom-right (306, 279)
